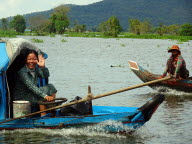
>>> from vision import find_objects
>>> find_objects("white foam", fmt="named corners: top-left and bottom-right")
top-left (0, 120), bottom-right (149, 139)
top-left (153, 86), bottom-right (192, 96)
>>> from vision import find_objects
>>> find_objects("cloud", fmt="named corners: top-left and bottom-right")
top-left (59, 0), bottom-right (102, 5)
top-left (0, 0), bottom-right (28, 18)
top-left (0, 0), bottom-right (102, 19)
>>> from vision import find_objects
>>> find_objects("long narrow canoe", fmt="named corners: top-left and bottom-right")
top-left (128, 60), bottom-right (192, 92)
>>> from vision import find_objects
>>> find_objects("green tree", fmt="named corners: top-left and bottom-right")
top-left (128, 19), bottom-right (141, 35)
top-left (155, 23), bottom-right (167, 36)
top-left (98, 16), bottom-right (122, 37)
top-left (140, 19), bottom-right (152, 34)
top-left (10, 15), bottom-right (26, 33)
top-left (98, 21), bottom-right (108, 33)
top-left (49, 5), bottom-right (70, 34)
top-left (28, 15), bottom-right (50, 35)
top-left (73, 20), bottom-right (86, 32)
top-left (167, 24), bottom-right (180, 35)
top-left (49, 14), bottom-right (57, 33)
top-left (1, 18), bottom-right (9, 30)
top-left (179, 23), bottom-right (192, 36)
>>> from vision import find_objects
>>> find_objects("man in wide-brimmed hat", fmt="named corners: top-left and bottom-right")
top-left (161, 45), bottom-right (189, 79)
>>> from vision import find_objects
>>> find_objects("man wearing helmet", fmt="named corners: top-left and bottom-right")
top-left (161, 45), bottom-right (189, 79)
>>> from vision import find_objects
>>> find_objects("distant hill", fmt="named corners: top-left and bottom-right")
top-left (14, 0), bottom-right (192, 30)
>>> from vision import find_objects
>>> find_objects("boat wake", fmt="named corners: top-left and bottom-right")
top-left (0, 121), bottom-right (157, 144)
top-left (0, 120), bottom-right (147, 138)
top-left (153, 86), bottom-right (192, 96)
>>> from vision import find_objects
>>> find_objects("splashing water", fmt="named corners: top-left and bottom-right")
top-left (0, 120), bottom-right (135, 137)
top-left (153, 86), bottom-right (192, 96)
top-left (0, 121), bottom-right (139, 143)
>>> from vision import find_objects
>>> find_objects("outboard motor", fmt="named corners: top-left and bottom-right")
top-left (60, 96), bottom-right (92, 116)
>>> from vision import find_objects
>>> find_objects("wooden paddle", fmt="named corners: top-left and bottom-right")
top-left (0, 76), bottom-right (171, 124)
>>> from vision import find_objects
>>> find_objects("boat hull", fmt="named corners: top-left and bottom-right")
top-left (0, 93), bottom-right (164, 133)
top-left (0, 106), bottom-right (143, 132)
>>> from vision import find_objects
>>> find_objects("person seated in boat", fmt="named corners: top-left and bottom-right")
top-left (160, 45), bottom-right (189, 79)
top-left (13, 48), bottom-right (57, 116)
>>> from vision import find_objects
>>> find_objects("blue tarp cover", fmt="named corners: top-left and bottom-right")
top-left (0, 42), bottom-right (9, 72)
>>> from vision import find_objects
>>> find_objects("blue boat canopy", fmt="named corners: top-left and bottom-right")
top-left (0, 42), bottom-right (9, 72)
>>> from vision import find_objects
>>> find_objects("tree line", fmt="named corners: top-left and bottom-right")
top-left (1, 5), bottom-right (192, 37)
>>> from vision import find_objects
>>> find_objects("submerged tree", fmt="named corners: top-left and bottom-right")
top-left (49, 5), bottom-right (70, 34)
top-left (179, 23), bottom-right (192, 36)
top-left (155, 23), bottom-right (167, 36)
top-left (73, 20), bottom-right (86, 33)
top-left (128, 19), bottom-right (152, 35)
top-left (128, 19), bottom-right (141, 35)
top-left (28, 15), bottom-right (50, 35)
top-left (49, 14), bottom-right (57, 33)
top-left (167, 24), bottom-right (180, 35)
top-left (140, 19), bottom-right (152, 34)
top-left (10, 15), bottom-right (26, 33)
top-left (1, 18), bottom-right (9, 30)
top-left (98, 16), bottom-right (122, 37)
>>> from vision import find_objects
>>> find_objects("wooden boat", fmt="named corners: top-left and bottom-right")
top-left (128, 60), bottom-right (192, 92)
top-left (0, 94), bottom-right (164, 133)
top-left (0, 38), bottom-right (165, 133)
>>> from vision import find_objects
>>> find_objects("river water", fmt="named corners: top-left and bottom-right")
top-left (0, 36), bottom-right (192, 144)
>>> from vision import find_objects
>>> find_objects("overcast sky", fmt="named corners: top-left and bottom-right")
top-left (0, 0), bottom-right (103, 19)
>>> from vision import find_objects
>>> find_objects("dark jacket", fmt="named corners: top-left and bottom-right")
top-left (13, 65), bottom-right (52, 104)
top-left (163, 55), bottom-right (189, 78)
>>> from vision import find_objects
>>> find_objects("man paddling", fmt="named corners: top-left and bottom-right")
top-left (160, 45), bottom-right (189, 79)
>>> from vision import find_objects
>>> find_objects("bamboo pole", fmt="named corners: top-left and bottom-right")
top-left (0, 76), bottom-right (171, 124)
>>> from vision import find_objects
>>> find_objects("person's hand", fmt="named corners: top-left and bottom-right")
top-left (178, 76), bottom-right (183, 80)
top-left (158, 75), bottom-right (165, 79)
top-left (37, 55), bottom-right (45, 68)
top-left (45, 96), bottom-right (54, 102)
top-left (169, 77), bottom-right (177, 82)
top-left (172, 74), bottom-right (177, 78)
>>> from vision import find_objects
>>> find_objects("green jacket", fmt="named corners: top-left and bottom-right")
top-left (13, 65), bottom-right (50, 104)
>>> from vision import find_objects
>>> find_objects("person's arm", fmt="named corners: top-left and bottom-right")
top-left (37, 67), bottom-right (50, 78)
top-left (161, 60), bottom-right (169, 78)
top-left (162, 66), bottom-right (168, 77)
top-left (174, 57), bottom-right (183, 78)
top-left (36, 54), bottom-right (50, 78)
